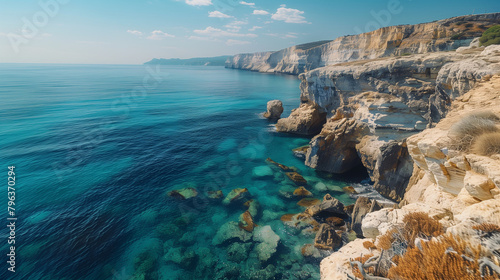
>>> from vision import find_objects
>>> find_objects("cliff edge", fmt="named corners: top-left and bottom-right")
top-left (226, 13), bottom-right (500, 75)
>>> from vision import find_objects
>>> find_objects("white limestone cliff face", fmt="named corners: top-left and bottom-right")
top-left (227, 13), bottom-right (500, 75)
top-left (297, 44), bottom-right (500, 202)
top-left (320, 75), bottom-right (500, 280)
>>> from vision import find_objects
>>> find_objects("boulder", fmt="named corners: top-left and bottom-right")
top-left (285, 172), bottom-right (308, 185)
top-left (168, 187), bottom-right (198, 200)
top-left (244, 199), bottom-right (260, 218)
top-left (226, 242), bottom-right (252, 263)
top-left (222, 188), bottom-right (249, 205)
top-left (293, 187), bottom-right (313, 197)
top-left (207, 190), bottom-right (224, 200)
top-left (305, 194), bottom-right (347, 220)
top-left (276, 103), bottom-right (326, 135)
top-left (297, 198), bottom-right (321, 207)
top-left (238, 211), bottom-right (257, 232)
top-left (305, 118), bottom-right (370, 174)
top-left (314, 223), bottom-right (343, 250)
top-left (351, 197), bottom-right (383, 237)
top-left (263, 100), bottom-right (284, 119)
top-left (212, 221), bottom-right (253, 246)
top-left (266, 158), bottom-right (296, 172)
top-left (463, 171), bottom-right (495, 201)
top-left (253, 225), bottom-right (280, 262)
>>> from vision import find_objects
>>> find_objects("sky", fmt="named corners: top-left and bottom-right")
top-left (0, 0), bottom-right (499, 64)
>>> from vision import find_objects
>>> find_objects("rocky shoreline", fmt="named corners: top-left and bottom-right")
top-left (227, 13), bottom-right (500, 280)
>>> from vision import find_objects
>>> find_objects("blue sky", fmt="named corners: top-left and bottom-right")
top-left (0, 0), bottom-right (499, 64)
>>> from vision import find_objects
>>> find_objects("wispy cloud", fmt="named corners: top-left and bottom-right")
top-left (193, 26), bottom-right (257, 38)
top-left (265, 32), bottom-right (300, 39)
top-left (271, 5), bottom-right (309, 24)
top-left (127, 30), bottom-right (143, 36)
top-left (253, 10), bottom-right (269, 15)
top-left (248, 26), bottom-right (262, 31)
top-left (185, 0), bottom-right (212, 6)
top-left (147, 30), bottom-right (175, 40)
top-left (208, 11), bottom-right (233, 18)
top-left (239, 1), bottom-right (255, 6)
top-left (226, 39), bottom-right (251, 46)
top-left (225, 20), bottom-right (248, 32)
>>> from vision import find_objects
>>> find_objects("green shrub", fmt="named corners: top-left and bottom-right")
top-left (480, 25), bottom-right (500, 47)
top-left (472, 132), bottom-right (500, 156)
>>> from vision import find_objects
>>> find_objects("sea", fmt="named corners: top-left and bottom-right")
top-left (0, 64), bottom-right (371, 280)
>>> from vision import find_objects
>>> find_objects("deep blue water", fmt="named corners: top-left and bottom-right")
top-left (0, 64), bottom-right (361, 280)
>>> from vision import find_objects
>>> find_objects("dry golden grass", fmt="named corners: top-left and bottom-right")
top-left (387, 234), bottom-right (499, 280)
top-left (473, 223), bottom-right (500, 233)
top-left (402, 212), bottom-right (444, 247)
top-left (377, 229), bottom-right (399, 250)
top-left (363, 240), bottom-right (377, 250)
top-left (472, 132), bottom-right (500, 156)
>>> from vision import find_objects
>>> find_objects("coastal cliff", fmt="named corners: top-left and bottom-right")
top-left (321, 74), bottom-right (500, 280)
top-left (226, 13), bottom-right (500, 75)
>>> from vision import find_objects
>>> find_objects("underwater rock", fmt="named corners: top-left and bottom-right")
top-left (280, 214), bottom-right (296, 223)
top-left (227, 242), bottom-right (252, 263)
top-left (293, 186), bottom-right (313, 197)
top-left (282, 213), bottom-right (320, 232)
top-left (253, 225), bottom-right (281, 262)
top-left (301, 244), bottom-right (327, 259)
top-left (305, 194), bottom-right (347, 219)
top-left (212, 221), bottom-right (253, 246)
top-left (244, 199), bottom-right (260, 218)
top-left (278, 184), bottom-right (296, 199)
top-left (207, 190), bottom-right (224, 200)
top-left (286, 172), bottom-right (308, 185)
top-left (263, 100), bottom-right (284, 119)
top-left (164, 247), bottom-right (198, 269)
top-left (247, 264), bottom-right (277, 280)
top-left (266, 158), bottom-right (296, 172)
top-left (314, 223), bottom-right (343, 250)
top-left (239, 211), bottom-right (257, 232)
top-left (167, 187), bottom-right (198, 200)
top-left (156, 223), bottom-right (180, 239)
top-left (222, 188), bottom-right (249, 205)
top-left (252, 165), bottom-right (274, 178)
top-left (297, 198), bottom-right (321, 207)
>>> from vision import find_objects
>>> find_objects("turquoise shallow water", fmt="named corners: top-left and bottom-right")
top-left (0, 64), bottom-right (363, 280)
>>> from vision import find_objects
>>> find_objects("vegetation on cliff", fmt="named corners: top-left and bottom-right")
top-left (480, 25), bottom-right (500, 47)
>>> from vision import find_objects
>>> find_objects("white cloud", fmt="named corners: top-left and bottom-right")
top-left (209, 11), bottom-right (233, 18)
top-left (193, 26), bottom-right (257, 38)
top-left (285, 34), bottom-right (297, 38)
top-left (226, 39), bottom-right (251, 46)
top-left (271, 5), bottom-right (309, 24)
top-left (225, 20), bottom-right (248, 32)
top-left (185, 0), bottom-right (212, 6)
top-left (248, 26), bottom-right (262, 31)
top-left (239, 1), bottom-right (255, 6)
top-left (147, 30), bottom-right (175, 40)
top-left (127, 30), bottom-right (143, 36)
top-left (253, 10), bottom-right (269, 15)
